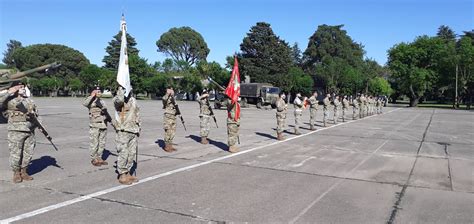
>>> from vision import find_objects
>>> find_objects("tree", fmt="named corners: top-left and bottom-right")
top-left (303, 24), bottom-right (365, 93)
top-left (387, 36), bottom-right (444, 106)
top-left (127, 54), bottom-right (157, 94)
top-left (287, 67), bottom-right (314, 96)
top-left (455, 36), bottom-right (474, 106)
top-left (291, 42), bottom-right (303, 67)
top-left (103, 32), bottom-right (139, 70)
top-left (156, 26), bottom-right (210, 68)
top-left (12, 44), bottom-right (90, 96)
top-left (437, 25), bottom-right (456, 42)
top-left (2, 40), bottom-right (23, 68)
top-left (239, 22), bottom-right (293, 88)
top-left (368, 77), bottom-right (393, 96)
top-left (79, 64), bottom-right (108, 92)
top-left (142, 74), bottom-right (170, 97)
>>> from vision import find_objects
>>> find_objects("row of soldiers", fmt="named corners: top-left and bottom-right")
top-left (1, 82), bottom-right (240, 185)
top-left (275, 92), bottom-right (385, 140)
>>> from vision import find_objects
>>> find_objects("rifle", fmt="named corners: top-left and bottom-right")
top-left (17, 103), bottom-right (59, 151)
top-left (170, 96), bottom-right (186, 131)
top-left (95, 99), bottom-right (117, 130)
top-left (205, 97), bottom-right (218, 128)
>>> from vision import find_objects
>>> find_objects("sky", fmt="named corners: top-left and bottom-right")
top-left (0, 0), bottom-right (472, 67)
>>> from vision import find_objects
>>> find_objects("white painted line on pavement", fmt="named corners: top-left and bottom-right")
top-left (1, 108), bottom-right (402, 224)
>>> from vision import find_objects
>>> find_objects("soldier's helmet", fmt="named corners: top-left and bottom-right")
top-left (202, 89), bottom-right (208, 94)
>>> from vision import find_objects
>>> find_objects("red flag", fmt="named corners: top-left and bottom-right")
top-left (225, 57), bottom-right (241, 121)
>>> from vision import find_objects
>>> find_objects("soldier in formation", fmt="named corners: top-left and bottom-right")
top-left (308, 91), bottom-right (319, 130)
top-left (351, 95), bottom-right (359, 120)
top-left (226, 96), bottom-right (240, 153)
top-left (333, 95), bottom-right (341, 124)
top-left (113, 87), bottom-right (141, 185)
top-left (1, 81), bottom-right (37, 183)
top-left (293, 93), bottom-right (305, 135)
top-left (322, 94), bottom-right (331, 127)
top-left (198, 89), bottom-right (211, 144)
top-left (275, 92), bottom-right (287, 140)
top-left (342, 95), bottom-right (350, 122)
top-left (162, 86), bottom-right (178, 152)
top-left (82, 86), bottom-right (109, 167)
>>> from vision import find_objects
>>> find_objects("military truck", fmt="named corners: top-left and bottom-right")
top-left (240, 83), bottom-right (280, 108)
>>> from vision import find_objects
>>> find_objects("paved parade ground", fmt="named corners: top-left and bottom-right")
top-left (0, 98), bottom-right (473, 223)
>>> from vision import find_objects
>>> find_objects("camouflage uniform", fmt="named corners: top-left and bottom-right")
top-left (308, 95), bottom-right (319, 130)
top-left (275, 97), bottom-right (287, 137)
top-left (323, 96), bottom-right (330, 126)
top-left (368, 97), bottom-right (373, 115)
top-left (358, 96), bottom-right (364, 118)
top-left (352, 97), bottom-right (359, 119)
top-left (293, 96), bottom-right (304, 134)
top-left (113, 88), bottom-right (140, 176)
top-left (226, 99), bottom-right (240, 150)
top-left (162, 93), bottom-right (177, 145)
top-left (1, 93), bottom-right (37, 172)
top-left (82, 96), bottom-right (107, 163)
top-left (333, 98), bottom-right (341, 124)
top-left (198, 95), bottom-right (211, 138)
top-left (342, 98), bottom-right (350, 122)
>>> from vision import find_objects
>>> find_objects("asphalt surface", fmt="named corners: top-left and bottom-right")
top-left (0, 98), bottom-right (473, 223)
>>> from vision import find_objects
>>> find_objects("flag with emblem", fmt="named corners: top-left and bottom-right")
top-left (225, 56), bottom-right (241, 121)
top-left (116, 14), bottom-right (132, 97)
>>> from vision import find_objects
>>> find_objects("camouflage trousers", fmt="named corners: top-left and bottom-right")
top-left (359, 106), bottom-right (364, 118)
top-left (276, 113), bottom-right (286, 134)
top-left (323, 108), bottom-right (329, 124)
top-left (227, 118), bottom-right (240, 147)
top-left (200, 115), bottom-right (211, 137)
top-left (294, 109), bottom-right (302, 133)
top-left (89, 127), bottom-right (107, 160)
top-left (8, 130), bottom-right (36, 171)
top-left (164, 113), bottom-right (176, 144)
top-left (333, 110), bottom-right (340, 124)
top-left (116, 131), bottom-right (138, 175)
top-left (353, 107), bottom-right (358, 119)
top-left (309, 108), bottom-right (317, 128)
top-left (342, 108), bottom-right (347, 121)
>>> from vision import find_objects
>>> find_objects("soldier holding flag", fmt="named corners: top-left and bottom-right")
top-left (226, 57), bottom-right (241, 153)
top-left (113, 15), bottom-right (141, 185)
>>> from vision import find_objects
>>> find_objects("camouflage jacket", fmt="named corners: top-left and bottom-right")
top-left (352, 99), bottom-right (359, 108)
top-left (293, 97), bottom-right (304, 110)
top-left (323, 97), bottom-right (330, 109)
top-left (226, 98), bottom-right (240, 124)
top-left (198, 95), bottom-right (211, 116)
top-left (162, 93), bottom-right (177, 116)
top-left (82, 96), bottom-right (107, 129)
top-left (276, 98), bottom-right (287, 115)
top-left (1, 93), bottom-right (37, 132)
top-left (333, 99), bottom-right (341, 111)
top-left (308, 96), bottom-right (319, 110)
top-left (342, 98), bottom-right (350, 109)
top-left (113, 89), bottom-right (141, 134)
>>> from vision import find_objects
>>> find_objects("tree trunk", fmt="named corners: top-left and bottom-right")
top-left (409, 97), bottom-right (420, 107)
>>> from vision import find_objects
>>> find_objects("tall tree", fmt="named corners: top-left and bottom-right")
top-left (156, 26), bottom-right (210, 68)
top-left (102, 32), bottom-right (139, 70)
top-left (388, 36), bottom-right (444, 106)
top-left (437, 25), bottom-right (456, 42)
top-left (239, 22), bottom-right (293, 88)
top-left (2, 40), bottom-right (23, 68)
top-left (291, 42), bottom-right (303, 67)
top-left (303, 24), bottom-right (365, 93)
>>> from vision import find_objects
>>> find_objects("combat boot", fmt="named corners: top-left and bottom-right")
top-left (201, 137), bottom-right (209, 144)
top-left (98, 158), bottom-right (108, 165)
top-left (13, 171), bottom-right (22, 183)
top-left (294, 128), bottom-right (301, 135)
top-left (228, 146), bottom-right (239, 153)
top-left (163, 144), bottom-right (174, 153)
top-left (126, 173), bottom-right (139, 183)
top-left (91, 159), bottom-right (101, 166)
top-left (118, 174), bottom-right (132, 185)
top-left (277, 132), bottom-right (284, 141)
top-left (20, 168), bottom-right (33, 181)
top-left (310, 125), bottom-right (316, 131)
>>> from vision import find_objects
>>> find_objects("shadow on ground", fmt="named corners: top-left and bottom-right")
top-left (28, 156), bottom-right (62, 175)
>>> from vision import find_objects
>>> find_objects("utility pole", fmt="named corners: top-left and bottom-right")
top-left (455, 64), bottom-right (459, 109)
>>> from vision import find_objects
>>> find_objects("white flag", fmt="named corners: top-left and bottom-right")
top-left (116, 14), bottom-right (132, 97)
